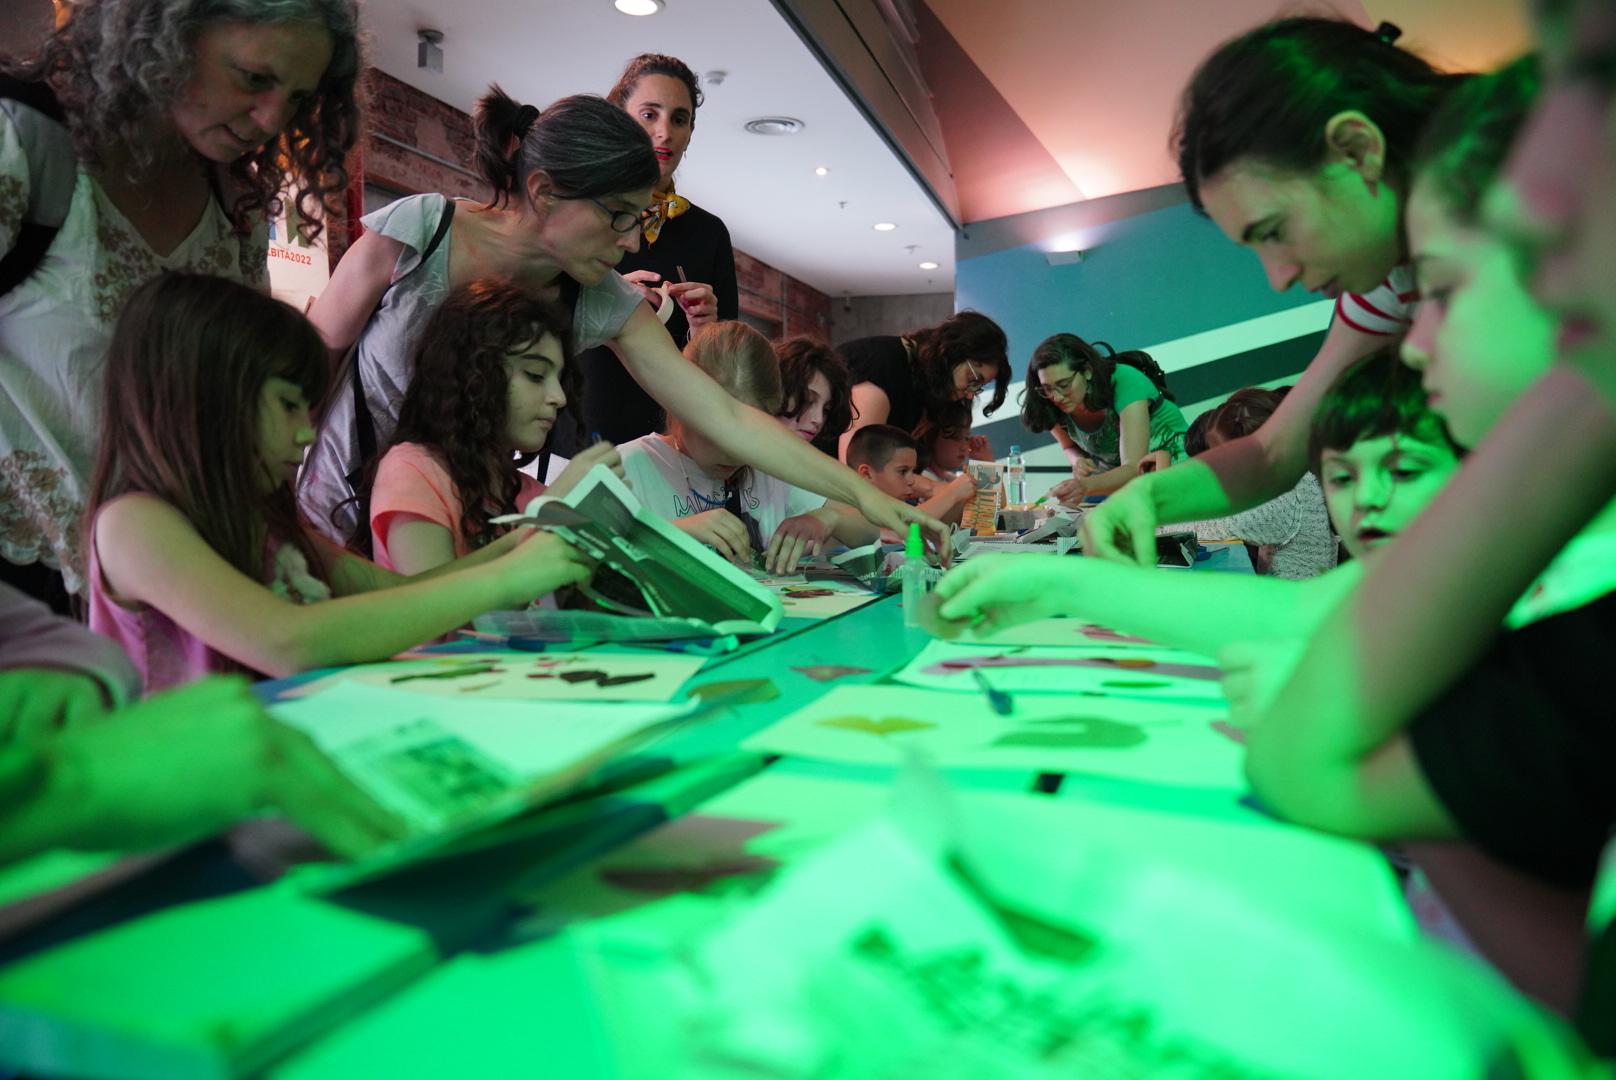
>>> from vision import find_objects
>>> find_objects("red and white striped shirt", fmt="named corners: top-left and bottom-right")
top-left (1334, 263), bottom-right (1419, 336)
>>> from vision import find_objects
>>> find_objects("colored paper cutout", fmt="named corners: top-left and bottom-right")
top-left (685, 678), bottom-right (781, 705)
top-left (816, 715), bottom-right (937, 736)
top-left (895, 640), bottom-right (1226, 703)
top-left (791, 665), bottom-right (873, 682)
top-left (284, 652), bottom-right (703, 703)
top-left (992, 716), bottom-right (1149, 749)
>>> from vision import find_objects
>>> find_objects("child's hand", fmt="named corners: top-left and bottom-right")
top-left (546, 441), bottom-right (624, 500)
top-left (1073, 456), bottom-right (1097, 479)
top-left (966, 435), bottom-right (994, 462)
top-left (1048, 477), bottom-right (1087, 504)
top-left (667, 281), bottom-right (718, 330)
top-left (766, 513), bottom-right (830, 575)
top-left (502, 529), bottom-right (594, 600)
top-left (676, 509), bottom-right (751, 565)
top-left (48, 677), bottom-right (407, 859)
top-left (932, 554), bottom-right (1079, 638)
top-left (948, 471), bottom-right (978, 499)
top-left (1136, 449), bottom-right (1173, 475)
top-left (0, 670), bottom-right (109, 746)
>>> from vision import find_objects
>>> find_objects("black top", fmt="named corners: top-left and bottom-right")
top-left (1408, 589), bottom-right (1616, 887)
top-left (839, 335), bottom-right (924, 435)
top-left (571, 201), bottom-right (737, 447)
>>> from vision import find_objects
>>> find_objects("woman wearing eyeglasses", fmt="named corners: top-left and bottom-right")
top-left (835, 310), bottom-right (1010, 460)
top-left (1022, 333), bottom-right (1188, 502)
top-left (303, 86), bottom-right (948, 555)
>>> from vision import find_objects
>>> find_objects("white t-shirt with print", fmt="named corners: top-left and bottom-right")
top-left (620, 433), bottom-right (794, 549)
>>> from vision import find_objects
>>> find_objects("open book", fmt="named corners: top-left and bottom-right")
top-left (493, 465), bottom-right (784, 637)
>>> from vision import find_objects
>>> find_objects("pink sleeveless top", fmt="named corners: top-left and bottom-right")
top-left (88, 496), bottom-right (331, 694)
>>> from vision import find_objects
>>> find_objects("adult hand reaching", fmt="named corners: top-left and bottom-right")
top-left (932, 555), bottom-right (1076, 638)
top-left (545, 441), bottom-right (625, 500)
top-left (852, 486), bottom-right (952, 565)
top-left (37, 677), bottom-right (407, 860)
top-left (1079, 474), bottom-right (1162, 567)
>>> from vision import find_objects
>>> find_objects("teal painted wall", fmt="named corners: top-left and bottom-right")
top-left (956, 201), bottom-right (1318, 373)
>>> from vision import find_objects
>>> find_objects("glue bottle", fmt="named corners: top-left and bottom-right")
top-left (901, 522), bottom-right (926, 628)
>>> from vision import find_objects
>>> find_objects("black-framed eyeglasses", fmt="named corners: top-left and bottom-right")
top-left (564, 195), bottom-right (655, 234)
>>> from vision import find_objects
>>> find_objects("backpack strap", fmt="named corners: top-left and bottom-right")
top-left (0, 75), bottom-right (76, 300)
top-left (341, 197), bottom-right (457, 552)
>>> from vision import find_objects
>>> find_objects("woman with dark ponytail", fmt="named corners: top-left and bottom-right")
top-left (303, 85), bottom-right (947, 554)
top-left (1080, 17), bottom-right (1469, 565)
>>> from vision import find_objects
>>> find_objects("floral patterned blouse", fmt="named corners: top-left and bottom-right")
top-left (0, 106), bottom-right (268, 591)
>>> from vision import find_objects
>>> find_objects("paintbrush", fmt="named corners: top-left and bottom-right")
top-left (970, 667), bottom-right (1013, 715)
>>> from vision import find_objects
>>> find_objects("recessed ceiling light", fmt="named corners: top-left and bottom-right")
top-left (814, 166), bottom-right (828, 176)
top-left (918, 261), bottom-right (939, 270)
top-left (614, 0), bottom-right (664, 14)
top-left (743, 116), bottom-right (804, 136)
top-left (873, 222), bottom-right (896, 231)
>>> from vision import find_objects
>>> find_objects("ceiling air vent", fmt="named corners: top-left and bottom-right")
top-left (743, 117), bottom-right (805, 136)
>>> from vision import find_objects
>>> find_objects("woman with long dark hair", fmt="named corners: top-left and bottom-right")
top-left (836, 310), bottom-right (1009, 458)
top-left (0, 0), bottom-right (362, 608)
top-left (1080, 17), bottom-right (1467, 564)
top-left (1021, 333), bottom-right (1188, 499)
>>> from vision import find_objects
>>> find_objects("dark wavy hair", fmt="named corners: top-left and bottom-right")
top-left (1412, 54), bottom-right (1538, 227)
top-left (361, 281), bottom-right (579, 553)
top-left (89, 273), bottom-right (330, 648)
top-left (912, 399), bottom-right (971, 473)
top-left (775, 336), bottom-right (852, 443)
top-left (1020, 333), bottom-right (1163, 434)
top-left (474, 86), bottom-right (660, 210)
top-left (1307, 346), bottom-right (1460, 475)
top-left (608, 53), bottom-right (703, 115)
top-left (1173, 17), bottom-right (1467, 213)
top-left (5, 0), bottom-right (362, 239)
top-left (907, 309), bottom-right (1009, 424)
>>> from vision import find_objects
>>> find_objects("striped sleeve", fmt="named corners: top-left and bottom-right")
top-left (1333, 264), bottom-right (1419, 336)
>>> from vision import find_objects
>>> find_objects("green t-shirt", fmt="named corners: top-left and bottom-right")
top-left (1060, 364), bottom-right (1188, 471)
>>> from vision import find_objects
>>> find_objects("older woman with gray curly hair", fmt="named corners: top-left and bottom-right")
top-left (0, 0), bottom-right (361, 611)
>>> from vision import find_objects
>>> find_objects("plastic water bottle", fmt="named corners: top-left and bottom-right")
top-left (1006, 445), bottom-right (1027, 506)
top-left (902, 523), bottom-right (926, 628)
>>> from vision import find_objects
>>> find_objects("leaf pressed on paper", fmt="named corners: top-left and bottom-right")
top-left (816, 715), bottom-right (936, 736)
top-left (686, 678), bottom-right (781, 704)
top-left (558, 669), bottom-right (656, 688)
top-left (993, 717), bottom-right (1148, 749)
top-left (791, 665), bottom-right (873, 682)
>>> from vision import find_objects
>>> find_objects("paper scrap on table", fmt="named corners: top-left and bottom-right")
top-left (285, 651), bottom-right (705, 703)
top-left (964, 618), bottom-right (1163, 647)
top-left (791, 664), bottom-right (873, 682)
top-left (894, 639), bottom-right (1226, 702)
top-left (272, 681), bottom-right (689, 831)
top-left (742, 684), bottom-right (1239, 789)
top-left (748, 571), bottom-right (878, 618)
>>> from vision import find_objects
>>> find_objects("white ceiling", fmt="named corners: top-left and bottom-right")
top-left (359, 0), bottom-right (956, 297)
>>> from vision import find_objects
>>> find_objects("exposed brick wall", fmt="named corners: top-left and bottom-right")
top-left (735, 248), bottom-right (832, 342)
top-left (336, 70), bottom-right (832, 337)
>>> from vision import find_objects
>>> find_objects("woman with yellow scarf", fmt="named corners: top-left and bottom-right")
top-left (570, 53), bottom-right (738, 446)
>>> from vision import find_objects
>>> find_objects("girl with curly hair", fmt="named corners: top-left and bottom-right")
top-left (303, 85), bottom-right (949, 562)
top-left (0, 0), bottom-right (362, 611)
top-left (366, 281), bottom-right (622, 574)
top-left (88, 273), bottom-right (590, 694)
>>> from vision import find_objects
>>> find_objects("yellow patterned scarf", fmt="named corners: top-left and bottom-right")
top-left (642, 187), bottom-right (691, 245)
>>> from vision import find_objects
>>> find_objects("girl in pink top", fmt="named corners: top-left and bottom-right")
top-left (364, 281), bottom-right (623, 574)
top-left (87, 273), bottom-right (593, 694)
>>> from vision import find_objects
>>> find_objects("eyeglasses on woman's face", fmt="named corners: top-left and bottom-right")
top-left (563, 195), bottom-right (655, 234)
top-left (1035, 367), bottom-right (1083, 400)
top-left (959, 358), bottom-right (995, 397)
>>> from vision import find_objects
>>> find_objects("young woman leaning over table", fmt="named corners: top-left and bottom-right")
top-left (1078, 17), bottom-right (1468, 565)
top-left (300, 87), bottom-right (948, 558)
